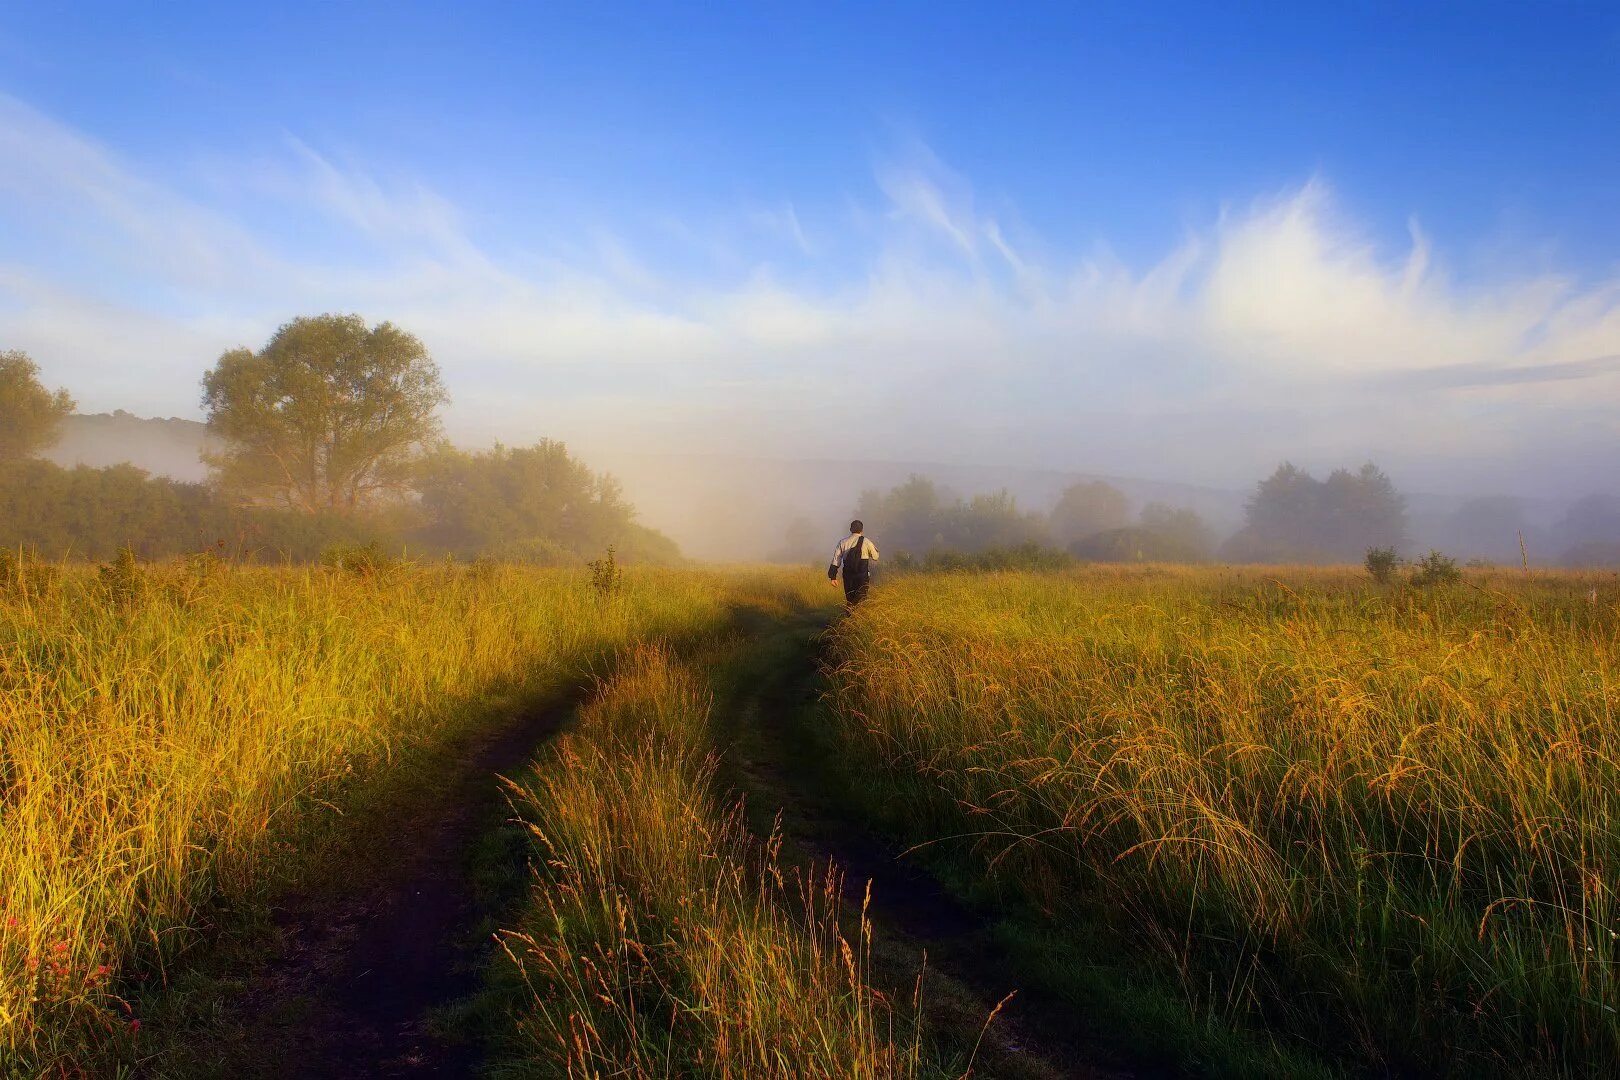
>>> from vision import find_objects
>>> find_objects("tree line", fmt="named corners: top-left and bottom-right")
top-left (0, 317), bottom-right (676, 563)
top-left (770, 474), bottom-right (1223, 566)
top-left (778, 461), bottom-right (1620, 568)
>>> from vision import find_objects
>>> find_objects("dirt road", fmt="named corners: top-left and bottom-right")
top-left (158, 612), bottom-right (1162, 1079)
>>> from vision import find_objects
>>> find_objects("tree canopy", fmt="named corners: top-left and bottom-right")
top-left (854, 475), bottom-right (1049, 557)
top-left (0, 351), bottom-right (75, 461)
top-left (0, 458), bottom-right (396, 561)
top-left (202, 315), bottom-right (446, 514)
top-left (1225, 462), bottom-right (1407, 562)
top-left (415, 440), bottom-right (678, 564)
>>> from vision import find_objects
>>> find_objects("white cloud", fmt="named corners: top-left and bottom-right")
top-left (2, 94), bottom-right (1619, 497)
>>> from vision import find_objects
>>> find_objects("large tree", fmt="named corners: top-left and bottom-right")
top-left (202, 315), bottom-right (446, 513)
top-left (1226, 461), bottom-right (1406, 562)
top-left (855, 475), bottom-right (947, 555)
top-left (0, 351), bottom-right (75, 461)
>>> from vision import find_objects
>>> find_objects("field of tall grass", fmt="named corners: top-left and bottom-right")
top-left (494, 633), bottom-right (945, 1078)
top-left (15, 552), bottom-right (1617, 1076)
top-left (824, 566), bottom-right (1620, 1076)
top-left (0, 555), bottom-right (739, 1072)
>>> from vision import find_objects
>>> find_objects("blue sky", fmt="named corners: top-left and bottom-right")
top-left (2, 2), bottom-right (1619, 496)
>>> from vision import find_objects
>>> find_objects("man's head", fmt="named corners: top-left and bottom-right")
top-left (849, 520), bottom-right (864, 534)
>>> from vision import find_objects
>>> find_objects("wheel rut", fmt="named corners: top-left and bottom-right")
top-left (180, 691), bottom-right (579, 1080)
top-left (167, 609), bottom-right (1170, 1080)
top-left (719, 612), bottom-right (1172, 1080)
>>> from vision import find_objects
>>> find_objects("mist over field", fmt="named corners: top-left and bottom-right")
top-left (11, 8), bottom-right (1620, 1080)
top-left (8, 121), bottom-right (1620, 565)
top-left (2, 5), bottom-right (1617, 567)
top-left (32, 412), bottom-right (1596, 565)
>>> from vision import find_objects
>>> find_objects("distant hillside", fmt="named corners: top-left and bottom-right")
top-left (47, 412), bottom-right (214, 482)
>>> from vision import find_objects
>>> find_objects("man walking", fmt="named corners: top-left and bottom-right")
top-left (828, 520), bottom-right (879, 605)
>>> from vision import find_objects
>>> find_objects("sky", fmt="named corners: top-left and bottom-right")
top-left (2, 1), bottom-right (1619, 498)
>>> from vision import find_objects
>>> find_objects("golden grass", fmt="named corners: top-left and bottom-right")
top-left (496, 641), bottom-right (942, 1078)
top-left (0, 559), bottom-right (743, 1070)
top-left (825, 565), bottom-right (1620, 1075)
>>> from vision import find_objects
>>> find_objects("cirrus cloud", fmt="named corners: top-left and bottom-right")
top-left (2, 92), bottom-right (1618, 499)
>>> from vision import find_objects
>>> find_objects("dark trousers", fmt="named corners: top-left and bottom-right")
top-left (843, 571), bottom-right (870, 605)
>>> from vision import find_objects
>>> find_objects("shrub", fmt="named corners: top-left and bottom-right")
top-left (97, 546), bottom-right (148, 605)
top-left (1364, 546), bottom-right (1401, 584)
top-left (587, 546), bottom-right (623, 597)
top-left (1409, 549), bottom-right (1462, 587)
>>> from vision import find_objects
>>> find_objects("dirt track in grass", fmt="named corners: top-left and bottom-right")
top-left (716, 609), bottom-right (1167, 1080)
top-left (161, 692), bottom-right (578, 1080)
top-left (162, 609), bottom-right (1164, 1079)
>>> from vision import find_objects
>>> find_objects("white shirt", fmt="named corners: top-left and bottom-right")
top-left (830, 532), bottom-right (879, 570)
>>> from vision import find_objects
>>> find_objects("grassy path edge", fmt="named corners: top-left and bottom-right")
top-left (481, 606), bottom-right (950, 1076)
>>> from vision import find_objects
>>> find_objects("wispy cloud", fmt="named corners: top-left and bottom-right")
top-left (2, 93), bottom-right (1619, 497)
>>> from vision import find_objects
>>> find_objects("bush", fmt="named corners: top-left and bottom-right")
top-left (415, 440), bottom-right (680, 564)
top-left (97, 546), bottom-right (148, 605)
top-left (0, 451), bottom-right (680, 566)
top-left (1409, 550), bottom-right (1462, 587)
top-left (587, 546), bottom-right (624, 597)
top-left (1364, 546), bottom-right (1401, 584)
